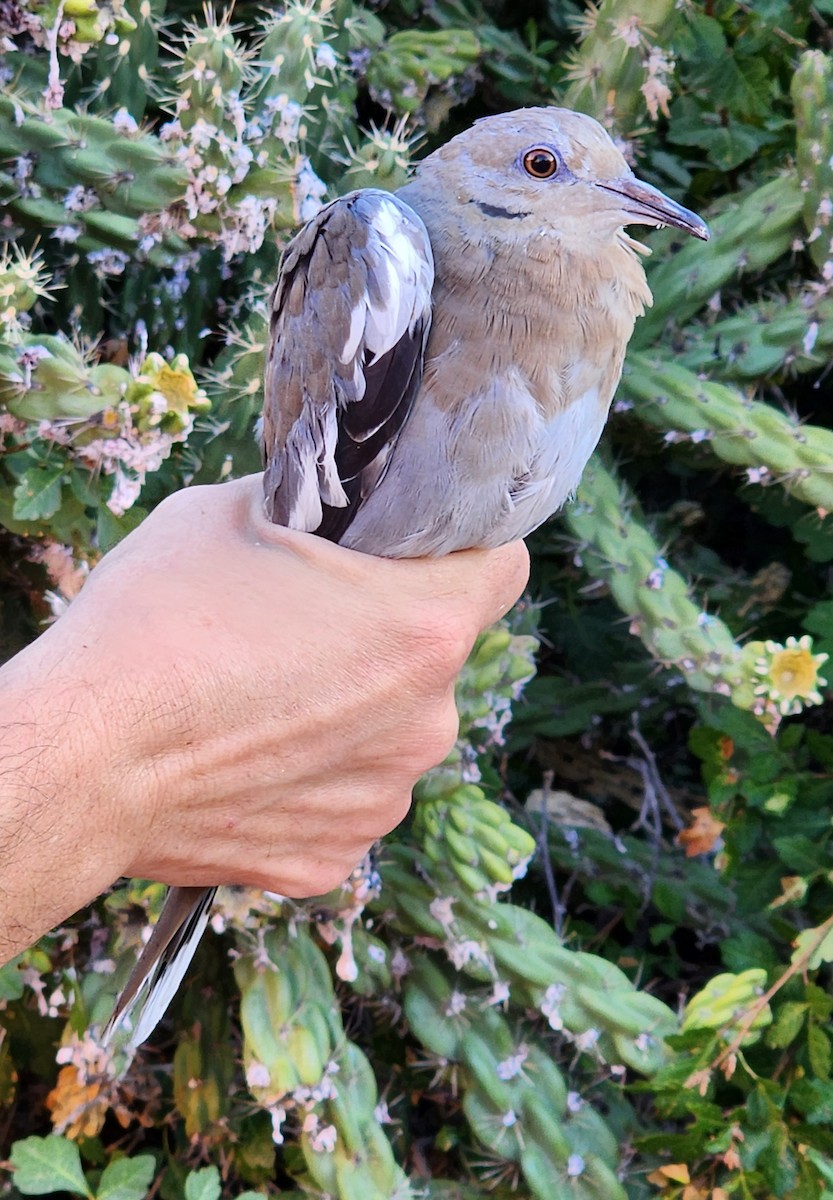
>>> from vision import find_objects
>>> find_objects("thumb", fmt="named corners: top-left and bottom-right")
top-left (412, 541), bottom-right (531, 632)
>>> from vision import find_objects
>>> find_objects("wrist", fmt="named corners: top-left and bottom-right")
top-left (0, 630), bottom-right (133, 959)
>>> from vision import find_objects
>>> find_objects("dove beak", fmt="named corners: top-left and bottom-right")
top-left (599, 176), bottom-right (710, 241)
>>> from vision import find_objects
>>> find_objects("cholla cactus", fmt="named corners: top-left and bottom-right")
top-left (564, 456), bottom-right (745, 697)
top-left (18, 0), bottom-right (137, 85)
top-left (235, 925), bottom-right (414, 1197)
top-left (621, 355), bottom-right (833, 512)
top-left (365, 29), bottom-right (480, 114)
top-left (0, 244), bottom-right (54, 334)
top-left (0, 327), bottom-right (209, 527)
top-left (632, 173), bottom-right (805, 347)
top-left (792, 49), bottom-right (833, 278)
top-left (563, 0), bottom-right (682, 134)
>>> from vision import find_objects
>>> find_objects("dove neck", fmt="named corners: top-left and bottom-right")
top-left (400, 199), bottom-right (657, 396)
top-left (399, 183), bottom-right (652, 349)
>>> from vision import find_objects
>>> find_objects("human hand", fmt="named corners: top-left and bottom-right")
top-left (0, 475), bottom-right (528, 958)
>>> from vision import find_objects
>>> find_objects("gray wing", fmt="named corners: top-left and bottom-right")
top-left (261, 189), bottom-right (434, 542)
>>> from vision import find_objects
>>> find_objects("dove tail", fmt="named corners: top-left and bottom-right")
top-left (102, 885), bottom-right (217, 1050)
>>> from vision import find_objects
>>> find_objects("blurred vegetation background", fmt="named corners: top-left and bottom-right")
top-left (1, 0), bottom-right (833, 1197)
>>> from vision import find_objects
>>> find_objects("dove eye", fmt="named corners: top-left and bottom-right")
top-left (522, 148), bottom-right (559, 179)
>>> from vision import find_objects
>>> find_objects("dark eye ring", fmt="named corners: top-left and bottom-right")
top-left (522, 148), bottom-right (559, 179)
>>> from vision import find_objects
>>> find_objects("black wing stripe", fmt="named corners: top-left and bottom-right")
top-left (316, 322), bottom-right (427, 542)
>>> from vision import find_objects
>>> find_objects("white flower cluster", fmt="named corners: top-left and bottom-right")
top-left (144, 33), bottom-right (328, 261)
top-left (71, 400), bottom-right (192, 515)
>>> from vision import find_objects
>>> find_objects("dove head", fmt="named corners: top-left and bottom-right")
top-left (408, 106), bottom-right (709, 250)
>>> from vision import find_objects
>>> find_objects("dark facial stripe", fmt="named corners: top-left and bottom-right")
top-left (473, 200), bottom-right (531, 220)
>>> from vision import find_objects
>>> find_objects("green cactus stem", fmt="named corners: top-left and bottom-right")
top-left (562, 0), bottom-right (682, 134)
top-left (563, 456), bottom-right (744, 696)
top-left (620, 354), bottom-right (833, 511)
top-left (792, 49), bottom-right (833, 279)
top-left (632, 173), bottom-right (804, 348)
top-left (405, 954), bottom-right (626, 1200)
top-left (0, 93), bottom-right (186, 220)
top-left (377, 842), bottom-right (676, 1075)
top-left (366, 29), bottom-right (480, 115)
top-left (675, 289), bottom-right (833, 381)
top-left (235, 925), bottom-right (414, 1198)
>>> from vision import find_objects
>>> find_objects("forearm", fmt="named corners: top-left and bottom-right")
top-left (0, 640), bottom-right (127, 961)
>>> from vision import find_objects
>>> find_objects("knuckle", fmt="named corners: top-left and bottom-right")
top-left (348, 789), bottom-right (412, 842)
top-left (406, 604), bottom-right (474, 684)
top-left (377, 789), bottom-right (414, 832)
top-left (399, 697), bottom-right (460, 777)
top-left (308, 862), bottom-right (355, 895)
top-left (426, 699), bottom-right (461, 765)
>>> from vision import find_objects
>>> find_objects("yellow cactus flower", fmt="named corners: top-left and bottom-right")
top-left (128, 352), bottom-right (211, 433)
top-left (753, 635), bottom-right (829, 717)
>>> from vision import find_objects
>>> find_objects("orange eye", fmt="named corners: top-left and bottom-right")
top-left (522, 148), bottom-right (559, 179)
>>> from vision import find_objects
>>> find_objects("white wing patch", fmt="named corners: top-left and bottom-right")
top-left (340, 303), bottom-right (366, 365)
top-left (363, 198), bottom-right (433, 361)
top-left (264, 189), bottom-right (435, 536)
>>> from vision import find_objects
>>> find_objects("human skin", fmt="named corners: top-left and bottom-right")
top-left (0, 475), bottom-right (529, 962)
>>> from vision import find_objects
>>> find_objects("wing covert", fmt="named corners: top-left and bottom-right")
top-left (261, 189), bottom-right (434, 540)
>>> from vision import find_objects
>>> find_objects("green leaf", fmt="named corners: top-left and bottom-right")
top-left (184, 1167), bottom-right (221, 1200)
top-left (791, 1078), bottom-right (833, 1124)
top-left (806, 1147), bottom-right (833, 1186)
top-left (10, 1135), bottom-right (92, 1197)
top-left (96, 1156), bottom-right (155, 1200)
top-left (721, 930), bottom-right (781, 974)
top-left (96, 503), bottom-right (147, 552)
top-left (793, 924), bottom-right (833, 971)
top-left (808, 1025), bottom-right (832, 1081)
top-left (12, 464), bottom-right (64, 521)
top-left (805, 600), bottom-right (833, 662)
top-left (772, 834), bottom-right (824, 876)
top-left (766, 1001), bottom-right (806, 1049)
top-left (795, 512), bottom-right (833, 563)
top-left (806, 984), bottom-right (833, 1022)
top-left (0, 955), bottom-right (25, 1002)
top-left (653, 880), bottom-right (687, 923)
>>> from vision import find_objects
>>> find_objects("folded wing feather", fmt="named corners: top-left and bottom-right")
top-left (262, 189), bottom-right (434, 542)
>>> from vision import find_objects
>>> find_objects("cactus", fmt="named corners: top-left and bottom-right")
top-left (172, 1008), bottom-right (234, 1137)
top-left (376, 842), bottom-right (676, 1075)
top-left (620, 354), bottom-right (833, 511)
top-left (405, 955), bottom-right (627, 1200)
top-left (251, 0), bottom-right (383, 172)
top-left (0, 326), bottom-right (209, 537)
top-left (792, 49), bottom-right (833, 278)
top-left (0, 93), bottom-right (186, 247)
top-left (415, 782), bottom-right (536, 897)
top-left (235, 925), bottom-right (414, 1198)
top-left (632, 173), bottom-right (804, 347)
top-left (0, 244), bottom-right (53, 334)
top-left (675, 289), bottom-right (833, 381)
top-left (365, 29), bottom-right (480, 115)
top-left (454, 620), bottom-right (539, 746)
top-left (562, 457), bottom-right (744, 696)
top-left (87, 0), bottom-right (162, 119)
top-left (338, 120), bottom-right (415, 192)
top-left (562, 0), bottom-right (682, 133)
top-left (4, 9), bottom-right (833, 1200)
top-left (18, 0), bottom-right (137, 74)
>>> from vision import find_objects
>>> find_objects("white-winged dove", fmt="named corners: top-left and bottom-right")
top-left (104, 106), bottom-right (708, 1048)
